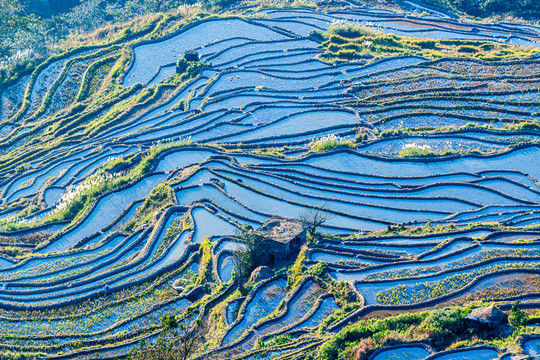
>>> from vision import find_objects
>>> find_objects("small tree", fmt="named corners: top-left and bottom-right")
top-left (232, 229), bottom-right (271, 294)
top-left (176, 56), bottom-right (207, 79)
top-left (176, 57), bottom-right (189, 74)
top-left (298, 204), bottom-right (333, 236)
top-left (127, 309), bottom-right (205, 360)
top-left (509, 300), bottom-right (529, 328)
top-left (421, 308), bottom-right (465, 349)
top-left (176, 316), bottom-right (204, 360)
top-left (161, 314), bottom-right (178, 330)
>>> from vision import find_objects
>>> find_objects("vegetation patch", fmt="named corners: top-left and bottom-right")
top-left (316, 304), bottom-right (530, 360)
top-left (309, 134), bottom-right (356, 153)
top-left (125, 183), bottom-right (175, 232)
top-left (419, 0), bottom-right (540, 19)
top-left (315, 23), bottom-right (538, 63)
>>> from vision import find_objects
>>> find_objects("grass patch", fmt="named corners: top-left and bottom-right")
top-left (398, 142), bottom-right (457, 157)
top-left (309, 134), bottom-right (356, 153)
top-left (315, 305), bottom-right (521, 360)
top-left (124, 183), bottom-right (175, 232)
top-left (316, 23), bottom-right (538, 63)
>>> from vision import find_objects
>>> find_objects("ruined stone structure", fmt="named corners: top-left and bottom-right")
top-left (255, 216), bottom-right (307, 264)
top-left (184, 50), bottom-right (199, 62)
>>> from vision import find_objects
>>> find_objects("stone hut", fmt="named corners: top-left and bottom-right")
top-left (464, 306), bottom-right (508, 330)
top-left (255, 216), bottom-right (307, 264)
top-left (184, 50), bottom-right (199, 62)
top-left (177, 50), bottom-right (200, 74)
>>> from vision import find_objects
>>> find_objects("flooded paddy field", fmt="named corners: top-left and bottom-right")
top-left (1, 0), bottom-right (540, 358)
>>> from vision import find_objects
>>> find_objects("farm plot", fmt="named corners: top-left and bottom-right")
top-left (1, 1), bottom-right (540, 359)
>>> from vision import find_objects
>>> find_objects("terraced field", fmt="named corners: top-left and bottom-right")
top-left (2, 0), bottom-right (540, 359)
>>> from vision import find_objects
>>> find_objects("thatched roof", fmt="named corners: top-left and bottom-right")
top-left (184, 50), bottom-right (199, 61)
top-left (256, 216), bottom-right (306, 244)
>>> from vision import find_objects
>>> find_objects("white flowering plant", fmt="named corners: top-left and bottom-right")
top-left (399, 142), bottom-right (435, 157)
top-left (309, 134), bottom-right (356, 153)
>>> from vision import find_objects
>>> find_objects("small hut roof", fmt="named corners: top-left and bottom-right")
top-left (184, 49), bottom-right (200, 61)
top-left (256, 216), bottom-right (305, 243)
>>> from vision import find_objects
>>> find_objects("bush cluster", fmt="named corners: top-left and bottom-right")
top-left (317, 307), bottom-right (473, 360)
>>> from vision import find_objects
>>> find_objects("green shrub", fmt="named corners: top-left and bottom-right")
top-left (374, 35), bottom-right (402, 48)
top-left (480, 43), bottom-right (495, 51)
top-left (317, 312), bottom-right (424, 360)
top-left (336, 49), bottom-right (358, 60)
top-left (309, 262), bottom-right (328, 277)
top-left (520, 122), bottom-right (540, 131)
top-left (176, 57), bottom-right (189, 74)
top-left (329, 34), bottom-right (348, 45)
top-left (420, 308), bottom-right (466, 348)
top-left (232, 229), bottom-right (272, 294)
top-left (458, 45), bottom-right (478, 53)
top-left (509, 300), bottom-right (529, 328)
top-left (317, 307), bottom-right (472, 360)
top-left (355, 133), bottom-right (368, 142)
top-left (399, 147), bottom-right (436, 157)
top-left (417, 0), bottom-right (540, 19)
top-left (309, 30), bottom-right (325, 42)
top-left (309, 135), bottom-right (356, 152)
top-left (319, 25), bottom-right (537, 63)
top-left (328, 23), bottom-right (382, 38)
top-left (417, 39), bottom-right (439, 49)
top-left (125, 183), bottom-right (174, 231)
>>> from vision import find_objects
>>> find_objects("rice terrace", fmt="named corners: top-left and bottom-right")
top-left (3, 0), bottom-right (540, 358)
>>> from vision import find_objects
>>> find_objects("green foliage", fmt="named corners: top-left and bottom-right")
top-left (0, 351), bottom-right (46, 360)
top-left (317, 312), bottom-right (425, 360)
top-left (259, 334), bottom-right (292, 348)
top-left (509, 300), bottom-right (529, 328)
top-left (317, 307), bottom-right (471, 360)
top-left (319, 302), bottom-right (360, 331)
top-left (355, 133), bottom-right (368, 142)
top-left (174, 59), bottom-right (208, 83)
top-left (19, 204), bottom-right (39, 217)
top-left (48, 173), bottom-right (116, 224)
top-left (520, 122), bottom-right (540, 131)
top-left (232, 230), bottom-right (272, 295)
top-left (196, 236), bottom-right (213, 285)
top-left (0, 0), bottom-right (222, 87)
top-left (331, 280), bottom-right (356, 305)
top-left (128, 309), bottom-right (204, 360)
top-left (131, 140), bottom-right (192, 177)
top-left (2, 246), bottom-right (22, 257)
top-left (420, 308), bottom-right (467, 348)
top-left (301, 260), bottom-right (355, 307)
top-left (309, 30), bottom-right (325, 42)
top-left (309, 262), bottom-right (328, 277)
top-left (287, 247), bottom-right (307, 288)
top-left (176, 57), bottom-right (190, 74)
top-left (458, 45), bottom-right (479, 53)
top-left (251, 148), bottom-right (285, 158)
top-left (399, 147), bottom-right (437, 157)
top-left (125, 183), bottom-right (174, 231)
top-left (420, 0), bottom-right (540, 19)
top-left (75, 55), bottom-right (118, 102)
top-left (327, 23), bottom-right (383, 38)
top-left (398, 143), bottom-right (458, 157)
top-left (306, 232), bottom-right (316, 245)
top-left (309, 135), bottom-right (356, 153)
top-left (382, 224), bottom-right (407, 235)
top-left (319, 24), bottom-right (538, 63)
top-left (161, 314), bottom-right (179, 330)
